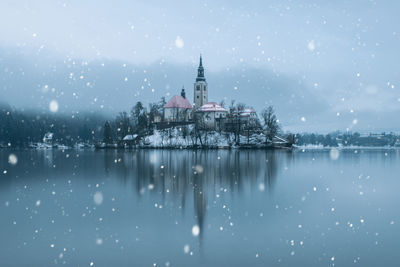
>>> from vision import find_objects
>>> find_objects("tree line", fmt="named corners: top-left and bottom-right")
top-left (0, 103), bottom-right (105, 147)
top-left (294, 132), bottom-right (400, 147)
top-left (2, 101), bottom-right (397, 148)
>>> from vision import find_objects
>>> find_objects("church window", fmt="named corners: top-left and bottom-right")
top-left (197, 95), bottom-right (199, 99)
top-left (196, 85), bottom-right (200, 91)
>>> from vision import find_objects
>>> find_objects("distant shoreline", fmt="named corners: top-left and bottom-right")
top-left (1, 145), bottom-right (400, 151)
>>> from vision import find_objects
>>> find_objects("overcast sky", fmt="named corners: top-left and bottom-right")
top-left (1, 0), bottom-right (399, 132)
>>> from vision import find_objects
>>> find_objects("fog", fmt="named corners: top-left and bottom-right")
top-left (1, 0), bottom-right (399, 132)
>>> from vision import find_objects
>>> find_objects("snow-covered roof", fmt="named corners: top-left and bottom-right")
top-left (123, 134), bottom-right (138, 141)
top-left (197, 102), bottom-right (227, 112)
top-left (44, 132), bottom-right (54, 139)
top-left (164, 95), bottom-right (193, 109)
top-left (239, 108), bottom-right (256, 117)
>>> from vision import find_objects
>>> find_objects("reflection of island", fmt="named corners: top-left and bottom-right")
top-left (108, 150), bottom-right (289, 239)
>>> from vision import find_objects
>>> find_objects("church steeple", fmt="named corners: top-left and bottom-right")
top-left (193, 54), bottom-right (208, 108)
top-left (181, 86), bottom-right (186, 98)
top-left (196, 55), bottom-right (205, 82)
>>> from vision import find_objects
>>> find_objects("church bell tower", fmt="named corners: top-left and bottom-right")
top-left (193, 55), bottom-right (208, 109)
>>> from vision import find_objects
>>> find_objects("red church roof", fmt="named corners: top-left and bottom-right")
top-left (164, 95), bottom-right (193, 109)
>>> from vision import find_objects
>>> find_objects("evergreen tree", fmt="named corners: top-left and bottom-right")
top-left (103, 121), bottom-right (113, 144)
top-left (131, 101), bottom-right (148, 134)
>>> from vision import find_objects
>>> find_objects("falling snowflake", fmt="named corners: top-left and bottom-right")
top-left (258, 183), bottom-right (265, 191)
top-left (175, 36), bottom-right (184, 48)
top-left (307, 40), bottom-right (315, 51)
top-left (329, 148), bottom-right (340, 160)
top-left (194, 165), bottom-right (204, 174)
top-left (93, 192), bottom-right (103, 205)
top-left (192, 225), bottom-right (200, 236)
top-left (183, 244), bottom-right (190, 254)
top-left (8, 154), bottom-right (17, 165)
top-left (49, 100), bottom-right (59, 113)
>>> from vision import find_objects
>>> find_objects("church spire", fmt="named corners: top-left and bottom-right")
top-left (181, 85), bottom-right (186, 98)
top-left (193, 55), bottom-right (208, 108)
top-left (196, 54), bottom-right (205, 82)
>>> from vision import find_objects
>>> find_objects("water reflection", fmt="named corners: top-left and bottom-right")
top-left (1, 149), bottom-right (400, 266)
top-left (108, 149), bottom-right (286, 239)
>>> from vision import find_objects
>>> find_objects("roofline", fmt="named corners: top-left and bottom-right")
top-left (196, 109), bottom-right (227, 112)
top-left (164, 106), bottom-right (193, 109)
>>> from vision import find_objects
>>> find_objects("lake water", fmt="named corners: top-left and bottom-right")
top-left (0, 149), bottom-right (399, 266)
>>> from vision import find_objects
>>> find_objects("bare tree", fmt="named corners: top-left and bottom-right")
top-left (261, 106), bottom-right (280, 144)
top-left (115, 111), bottom-right (132, 140)
top-left (236, 102), bottom-right (246, 111)
top-left (219, 100), bottom-right (226, 109)
top-left (229, 100), bottom-right (236, 113)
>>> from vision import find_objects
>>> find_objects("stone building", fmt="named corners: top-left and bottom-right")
top-left (196, 102), bottom-right (227, 129)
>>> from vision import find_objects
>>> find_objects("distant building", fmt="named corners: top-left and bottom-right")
top-left (123, 134), bottom-right (138, 141)
top-left (193, 55), bottom-right (208, 109)
top-left (122, 134), bottom-right (138, 147)
top-left (43, 132), bottom-right (54, 145)
top-left (153, 115), bottom-right (162, 123)
top-left (238, 108), bottom-right (259, 125)
top-left (224, 107), bottom-right (261, 134)
top-left (163, 88), bottom-right (193, 122)
top-left (196, 102), bottom-right (227, 129)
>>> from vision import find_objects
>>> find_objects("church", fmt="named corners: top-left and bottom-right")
top-left (193, 55), bottom-right (208, 108)
top-left (163, 55), bottom-right (227, 128)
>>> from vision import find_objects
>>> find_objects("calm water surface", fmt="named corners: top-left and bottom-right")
top-left (0, 149), bottom-right (399, 266)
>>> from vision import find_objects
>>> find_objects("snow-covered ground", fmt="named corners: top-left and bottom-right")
top-left (137, 127), bottom-right (271, 148)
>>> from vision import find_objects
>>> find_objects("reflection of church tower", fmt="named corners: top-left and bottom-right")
top-left (193, 55), bottom-right (208, 109)
top-left (193, 178), bottom-right (207, 242)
